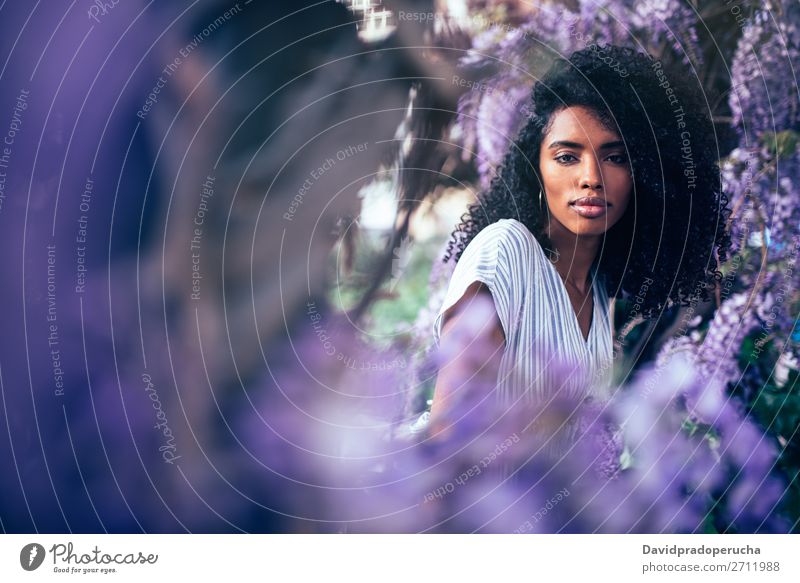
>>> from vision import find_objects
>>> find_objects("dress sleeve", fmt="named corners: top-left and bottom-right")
top-left (432, 221), bottom-right (516, 347)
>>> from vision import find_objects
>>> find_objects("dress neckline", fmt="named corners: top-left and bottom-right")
top-left (540, 249), bottom-right (598, 346)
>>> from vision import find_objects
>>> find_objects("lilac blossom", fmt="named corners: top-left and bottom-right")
top-left (730, 0), bottom-right (800, 139)
top-left (335, 323), bottom-right (788, 532)
top-left (721, 143), bottom-right (800, 260)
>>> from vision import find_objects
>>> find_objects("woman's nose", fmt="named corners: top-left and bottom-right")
top-left (579, 156), bottom-right (604, 190)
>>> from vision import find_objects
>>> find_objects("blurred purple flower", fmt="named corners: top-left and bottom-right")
top-left (730, 1), bottom-right (800, 139)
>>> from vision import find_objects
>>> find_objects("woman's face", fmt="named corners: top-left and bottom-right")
top-left (538, 105), bottom-right (632, 237)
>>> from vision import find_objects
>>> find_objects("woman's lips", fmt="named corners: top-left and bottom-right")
top-left (569, 197), bottom-right (609, 218)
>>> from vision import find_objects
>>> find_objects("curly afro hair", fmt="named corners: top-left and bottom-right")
top-left (444, 44), bottom-right (732, 319)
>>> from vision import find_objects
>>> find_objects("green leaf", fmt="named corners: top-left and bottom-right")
top-left (764, 130), bottom-right (800, 159)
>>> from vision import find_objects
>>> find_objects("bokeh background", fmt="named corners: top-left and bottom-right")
top-left (0, 0), bottom-right (798, 533)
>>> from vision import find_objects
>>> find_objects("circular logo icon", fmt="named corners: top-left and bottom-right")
top-left (20, 543), bottom-right (46, 571)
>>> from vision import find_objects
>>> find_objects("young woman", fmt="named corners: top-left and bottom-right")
top-left (429, 45), bottom-right (731, 436)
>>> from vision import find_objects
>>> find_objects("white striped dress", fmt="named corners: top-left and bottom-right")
top-left (433, 218), bottom-right (614, 408)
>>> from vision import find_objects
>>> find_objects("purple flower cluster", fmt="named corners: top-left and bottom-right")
top-left (690, 292), bottom-right (759, 386)
top-left (730, 1), bottom-right (800, 139)
top-left (721, 143), bottom-right (800, 260)
top-left (330, 342), bottom-right (789, 532)
top-left (281, 291), bottom-right (784, 533)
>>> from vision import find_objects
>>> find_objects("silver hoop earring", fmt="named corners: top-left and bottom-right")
top-left (538, 189), bottom-right (543, 207)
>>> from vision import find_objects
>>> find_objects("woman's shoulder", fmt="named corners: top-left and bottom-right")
top-left (473, 218), bottom-right (535, 246)
top-left (472, 219), bottom-right (543, 261)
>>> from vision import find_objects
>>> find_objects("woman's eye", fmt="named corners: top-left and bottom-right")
top-left (555, 153), bottom-right (577, 164)
top-left (554, 153), bottom-right (627, 164)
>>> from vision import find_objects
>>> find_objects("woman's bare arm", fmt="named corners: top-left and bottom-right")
top-left (429, 281), bottom-right (505, 438)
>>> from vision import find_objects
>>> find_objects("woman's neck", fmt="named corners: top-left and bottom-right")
top-left (545, 218), bottom-right (601, 295)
